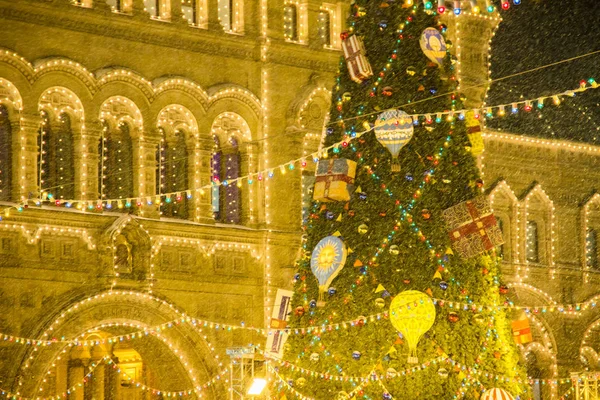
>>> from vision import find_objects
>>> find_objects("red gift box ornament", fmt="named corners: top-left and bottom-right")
top-left (342, 35), bottom-right (373, 84)
top-left (511, 318), bottom-right (533, 344)
top-left (442, 196), bottom-right (504, 258)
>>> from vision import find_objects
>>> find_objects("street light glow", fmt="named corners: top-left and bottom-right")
top-left (247, 378), bottom-right (267, 395)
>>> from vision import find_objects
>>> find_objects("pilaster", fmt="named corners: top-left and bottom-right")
top-left (192, 137), bottom-right (216, 223)
top-left (132, 135), bottom-right (160, 218)
top-left (12, 114), bottom-right (40, 201)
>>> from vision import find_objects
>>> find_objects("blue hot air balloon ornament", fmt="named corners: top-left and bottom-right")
top-left (374, 109), bottom-right (414, 172)
top-left (419, 27), bottom-right (447, 66)
top-left (310, 236), bottom-right (347, 305)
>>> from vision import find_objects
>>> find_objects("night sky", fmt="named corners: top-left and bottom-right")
top-left (486, 0), bottom-right (600, 143)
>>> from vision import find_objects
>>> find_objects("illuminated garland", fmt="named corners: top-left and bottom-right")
top-left (107, 357), bottom-right (229, 396)
top-left (0, 357), bottom-right (104, 400)
top-left (0, 80), bottom-right (592, 217)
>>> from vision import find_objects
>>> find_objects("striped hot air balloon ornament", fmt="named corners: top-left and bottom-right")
top-left (374, 110), bottom-right (414, 172)
top-left (480, 388), bottom-right (515, 400)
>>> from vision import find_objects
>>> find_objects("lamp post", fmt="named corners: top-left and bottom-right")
top-left (227, 346), bottom-right (267, 399)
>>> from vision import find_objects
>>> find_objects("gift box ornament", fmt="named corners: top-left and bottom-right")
top-left (442, 196), bottom-right (504, 258)
top-left (313, 159), bottom-right (357, 202)
top-left (465, 111), bottom-right (484, 155)
top-left (342, 35), bottom-right (373, 83)
top-left (511, 318), bottom-right (533, 344)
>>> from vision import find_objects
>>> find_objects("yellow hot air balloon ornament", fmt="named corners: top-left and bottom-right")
top-left (389, 290), bottom-right (436, 363)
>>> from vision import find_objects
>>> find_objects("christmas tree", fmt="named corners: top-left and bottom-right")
top-left (277, 1), bottom-right (529, 399)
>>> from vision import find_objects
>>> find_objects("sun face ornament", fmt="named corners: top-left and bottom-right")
top-left (310, 236), bottom-right (348, 305)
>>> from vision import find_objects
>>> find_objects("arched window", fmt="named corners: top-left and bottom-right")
top-left (106, 0), bottom-right (133, 13)
top-left (211, 136), bottom-right (240, 224)
top-left (526, 220), bottom-right (539, 263)
top-left (38, 112), bottom-right (75, 200)
top-left (182, 0), bottom-right (206, 26)
top-left (100, 122), bottom-right (134, 203)
top-left (318, 10), bottom-right (331, 46)
top-left (0, 105), bottom-right (12, 201)
top-left (157, 128), bottom-right (189, 219)
top-left (144, 0), bottom-right (170, 18)
top-left (587, 228), bottom-right (598, 270)
top-left (526, 352), bottom-right (542, 400)
top-left (284, 4), bottom-right (298, 41)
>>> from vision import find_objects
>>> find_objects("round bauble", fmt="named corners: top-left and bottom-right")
top-left (499, 285), bottom-right (509, 294)
top-left (389, 245), bottom-right (400, 255)
top-left (448, 312), bottom-right (459, 323)
top-left (310, 352), bottom-right (320, 362)
top-left (438, 367), bottom-right (449, 378)
top-left (358, 192), bottom-right (367, 201)
top-left (383, 393), bottom-right (392, 400)
top-left (335, 392), bottom-right (349, 400)
top-left (309, 299), bottom-right (317, 308)
top-left (375, 298), bottom-right (385, 308)
top-left (439, 281), bottom-right (448, 290)
top-left (295, 306), bottom-right (305, 316)
top-left (325, 211), bottom-right (335, 220)
top-left (296, 377), bottom-right (306, 388)
top-left (386, 367), bottom-right (397, 379)
top-left (473, 314), bottom-right (486, 325)
top-left (358, 224), bottom-right (369, 234)
top-left (352, 351), bottom-right (362, 360)
top-left (328, 287), bottom-right (337, 295)
top-left (421, 209), bottom-right (431, 220)
top-left (342, 92), bottom-right (352, 102)
top-left (406, 66), bottom-right (417, 76)
top-left (357, 316), bottom-right (366, 327)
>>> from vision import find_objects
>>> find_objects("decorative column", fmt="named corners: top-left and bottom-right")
top-left (240, 141), bottom-right (258, 227)
top-left (207, 0), bottom-right (222, 31)
top-left (192, 136), bottom-right (215, 223)
top-left (76, 120), bottom-right (102, 201)
top-left (68, 359), bottom-right (86, 400)
top-left (55, 358), bottom-right (69, 396)
top-left (12, 113), bottom-right (39, 201)
top-left (132, 135), bottom-right (160, 218)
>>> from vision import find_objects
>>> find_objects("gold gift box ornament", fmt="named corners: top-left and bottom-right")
top-left (313, 158), bottom-right (357, 202)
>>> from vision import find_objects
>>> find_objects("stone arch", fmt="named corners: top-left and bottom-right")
top-left (204, 97), bottom-right (259, 142)
top-left (520, 183), bottom-right (555, 268)
top-left (37, 86), bottom-right (86, 126)
top-left (580, 346), bottom-right (600, 370)
top-left (0, 47), bottom-right (36, 84)
top-left (489, 180), bottom-right (519, 262)
top-left (157, 104), bottom-right (199, 138)
top-left (0, 77), bottom-right (23, 116)
top-left (580, 317), bottom-right (600, 367)
top-left (96, 67), bottom-right (155, 102)
top-left (99, 96), bottom-right (144, 137)
top-left (12, 289), bottom-right (222, 399)
top-left (207, 84), bottom-right (262, 119)
top-left (91, 80), bottom-right (152, 129)
top-left (32, 57), bottom-right (97, 96)
top-left (152, 91), bottom-right (206, 138)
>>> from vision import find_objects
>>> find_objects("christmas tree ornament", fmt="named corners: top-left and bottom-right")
top-left (295, 377), bottom-right (307, 388)
top-left (448, 312), bottom-right (459, 323)
top-left (386, 367), bottom-right (397, 378)
top-left (374, 110), bottom-right (414, 172)
top-left (314, 159), bottom-right (357, 202)
top-left (438, 367), bottom-right (449, 378)
top-left (511, 318), bottom-right (533, 344)
top-left (342, 35), bottom-right (373, 83)
top-left (311, 236), bottom-right (348, 304)
top-left (405, 172), bottom-right (414, 181)
top-left (335, 392), bottom-right (349, 400)
top-left (442, 196), bottom-right (504, 258)
top-left (421, 209), bottom-right (431, 220)
top-left (309, 299), bottom-right (317, 308)
top-left (310, 352), bottom-right (320, 362)
top-left (358, 224), bottom-right (369, 234)
top-left (406, 66), bottom-right (417, 76)
top-left (389, 245), bottom-right (400, 255)
top-left (419, 27), bottom-right (447, 66)
top-left (294, 306), bottom-right (305, 316)
top-left (389, 290), bottom-right (436, 363)
top-left (439, 281), bottom-right (448, 290)
top-left (473, 313), bottom-right (485, 325)
top-left (342, 92), bottom-right (352, 102)
top-left (357, 316), bottom-right (366, 326)
top-left (352, 350), bottom-right (362, 360)
top-left (326, 210), bottom-right (335, 220)
top-left (328, 287), bottom-right (337, 295)
top-left (375, 298), bottom-right (385, 308)
top-left (379, 20), bottom-right (388, 30)
top-left (480, 388), bottom-right (515, 400)
top-left (383, 393), bottom-right (392, 400)
top-left (348, 209), bottom-right (356, 216)
top-left (499, 285), bottom-right (509, 294)
top-left (465, 111), bottom-right (484, 155)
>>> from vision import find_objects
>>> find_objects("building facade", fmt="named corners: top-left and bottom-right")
top-left (0, 1), bottom-right (598, 399)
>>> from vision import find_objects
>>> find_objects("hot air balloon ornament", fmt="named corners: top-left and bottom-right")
top-left (374, 110), bottom-right (414, 172)
top-left (310, 236), bottom-right (347, 305)
top-left (480, 388), bottom-right (515, 400)
top-left (419, 27), bottom-right (447, 66)
top-left (389, 290), bottom-right (436, 363)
